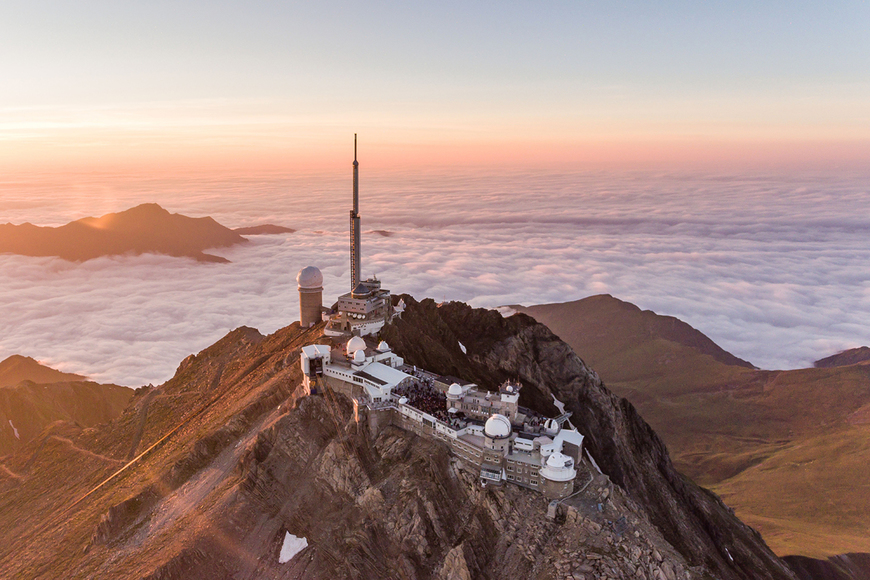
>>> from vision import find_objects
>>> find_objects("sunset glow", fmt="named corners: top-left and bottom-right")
top-left (1, 2), bottom-right (868, 174)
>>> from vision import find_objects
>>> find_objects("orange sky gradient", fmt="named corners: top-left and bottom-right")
top-left (1, 3), bottom-right (868, 177)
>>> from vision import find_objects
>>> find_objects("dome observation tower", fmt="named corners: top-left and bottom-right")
top-left (539, 451), bottom-right (577, 499)
top-left (297, 266), bottom-right (324, 328)
top-left (479, 413), bottom-right (512, 485)
top-left (445, 382), bottom-right (463, 412)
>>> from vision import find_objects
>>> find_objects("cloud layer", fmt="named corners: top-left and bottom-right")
top-left (1, 168), bottom-right (869, 385)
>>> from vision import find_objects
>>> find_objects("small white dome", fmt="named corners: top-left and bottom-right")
top-left (399, 396), bottom-right (409, 404)
top-left (447, 383), bottom-right (463, 397)
top-left (353, 349), bottom-right (366, 363)
top-left (484, 414), bottom-right (512, 439)
top-left (377, 341), bottom-right (390, 352)
top-left (544, 418), bottom-right (560, 435)
top-left (346, 336), bottom-right (366, 354)
top-left (540, 451), bottom-right (576, 483)
top-left (546, 452), bottom-right (570, 469)
top-left (296, 266), bottom-right (323, 289)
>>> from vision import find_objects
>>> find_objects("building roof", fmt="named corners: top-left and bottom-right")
top-left (508, 452), bottom-right (542, 466)
top-left (355, 369), bottom-right (387, 386)
top-left (359, 362), bottom-right (411, 388)
top-left (351, 283), bottom-right (372, 297)
top-left (301, 344), bottom-right (330, 358)
top-left (437, 375), bottom-right (475, 386)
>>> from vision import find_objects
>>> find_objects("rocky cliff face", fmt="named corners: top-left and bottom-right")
top-left (381, 297), bottom-right (796, 580)
top-left (0, 298), bottom-right (798, 579)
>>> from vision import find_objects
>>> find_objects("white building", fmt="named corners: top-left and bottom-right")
top-left (301, 338), bottom-right (412, 402)
top-left (300, 342), bottom-right (586, 499)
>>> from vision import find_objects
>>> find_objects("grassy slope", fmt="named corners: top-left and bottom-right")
top-left (516, 295), bottom-right (870, 558)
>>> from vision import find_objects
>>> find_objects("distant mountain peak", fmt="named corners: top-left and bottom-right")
top-left (0, 204), bottom-right (249, 263)
top-left (815, 346), bottom-right (870, 368)
top-left (0, 355), bottom-right (86, 388)
top-left (516, 294), bottom-right (756, 370)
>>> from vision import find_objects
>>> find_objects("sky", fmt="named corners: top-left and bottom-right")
top-left (1, 1), bottom-right (869, 173)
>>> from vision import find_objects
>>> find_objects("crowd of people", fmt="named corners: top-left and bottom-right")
top-left (393, 380), bottom-right (446, 415)
top-left (392, 380), bottom-right (465, 429)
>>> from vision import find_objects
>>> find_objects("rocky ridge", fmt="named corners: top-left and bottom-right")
top-left (0, 298), bottom-right (797, 579)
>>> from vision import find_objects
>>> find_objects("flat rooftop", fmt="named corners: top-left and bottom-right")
top-left (458, 433), bottom-right (484, 448)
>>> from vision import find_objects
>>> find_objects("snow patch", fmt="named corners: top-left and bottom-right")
top-left (458, 341), bottom-right (467, 354)
top-left (551, 394), bottom-right (566, 414)
top-left (586, 448), bottom-right (602, 474)
top-left (8, 420), bottom-right (19, 440)
top-left (279, 531), bottom-right (308, 564)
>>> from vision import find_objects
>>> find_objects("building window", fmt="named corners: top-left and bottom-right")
top-left (531, 480), bottom-right (538, 485)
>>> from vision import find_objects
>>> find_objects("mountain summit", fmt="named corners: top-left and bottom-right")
top-left (0, 297), bottom-right (798, 579)
top-left (0, 203), bottom-right (250, 263)
top-left (0, 355), bottom-right (85, 388)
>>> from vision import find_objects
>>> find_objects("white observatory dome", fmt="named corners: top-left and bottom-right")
top-left (346, 336), bottom-right (366, 354)
top-left (447, 383), bottom-right (463, 398)
top-left (353, 349), bottom-right (366, 363)
top-left (540, 451), bottom-right (576, 482)
top-left (546, 452), bottom-right (570, 469)
top-left (484, 414), bottom-right (512, 439)
top-left (544, 418), bottom-right (560, 435)
top-left (297, 266), bottom-right (323, 289)
top-left (377, 341), bottom-right (390, 352)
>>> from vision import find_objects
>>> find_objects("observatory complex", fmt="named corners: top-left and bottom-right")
top-left (296, 137), bottom-right (587, 500)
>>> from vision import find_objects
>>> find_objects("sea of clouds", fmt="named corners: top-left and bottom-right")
top-left (1, 168), bottom-right (869, 386)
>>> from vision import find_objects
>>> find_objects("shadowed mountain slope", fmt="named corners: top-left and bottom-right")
top-left (0, 355), bottom-right (132, 455)
top-left (515, 295), bottom-right (870, 560)
top-left (514, 295), bottom-right (754, 375)
top-left (0, 381), bottom-right (133, 456)
top-left (0, 299), bottom-right (798, 579)
top-left (815, 347), bottom-right (870, 369)
top-left (0, 203), bottom-right (247, 263)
